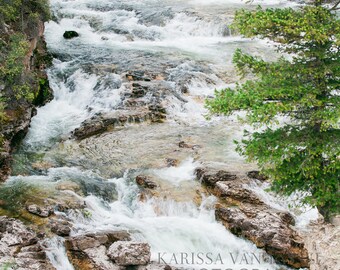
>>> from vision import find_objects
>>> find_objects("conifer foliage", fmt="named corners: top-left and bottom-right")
top-left (207, 0), bottom-right (340, 220)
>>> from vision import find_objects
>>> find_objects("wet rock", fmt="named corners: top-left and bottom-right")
top-left (66, 236), bottom-right (101, 251)
top-left (26, 204), bottom-right (54, 218)
top-left (178, 141), bottom-right (190, 148)
top-left (0, 216), bottom-right (55, 269)
top-left (72, 109), bottom-right (165, 140)
top-left (136, 175), bottom-right (158, 189)
top-left (0, 105), bottom-right (36, 181)
top-left (84, 231), bottom-right (131, 248)
top-left (178, 141), bottom-right (200, 150)
top-left (65, 230), bottom-right (131, 270)
top-left (63, 31), bottom-right (79, 39)
top-left (214, 181), bottom-right (264, 205)
top-left (165, 158), bottom-right (179, 167)
top-left (126, 71), bottom-right (151, 82)
top-left (50, 220), bottom-right (72, 237)
top-left (107, 241), bottom-right (151, 266)
top-left (131, 82), bottom-right (149, 97)
top-left (195, 168), bottom-right (237, 187)
top-left (279, 211), bottom-right (296, 226)
top-left (247, 170), bottom-right (268, 181)
top-left (196, 168), bottom-right (309, 269)
top-left (216, 206), bottom-right (309, 268)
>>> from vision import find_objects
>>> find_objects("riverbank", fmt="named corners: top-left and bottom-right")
top-left (0, 0), bottom-right (53, 181)
top-left (0, 0), bottom-right (339, 269)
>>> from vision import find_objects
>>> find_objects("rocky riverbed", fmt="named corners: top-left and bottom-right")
top-left (1, 0), bottom-right (339, 269)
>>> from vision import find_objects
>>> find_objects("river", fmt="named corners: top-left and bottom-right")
top-left (6, 0), bottom-right (318, 269)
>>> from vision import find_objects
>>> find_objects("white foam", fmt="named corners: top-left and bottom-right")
top-left (67, 174), bottom-right (286, 270)
top-left (246, 181), bottom-right (319, 230)
top-left (44, 237), bottom-right (74, 270)
top-left (152, 157), bottom-right (200, 186)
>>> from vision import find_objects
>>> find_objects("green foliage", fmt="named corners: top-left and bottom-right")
top-left (0, 33), bottom-right (35, 101)
top-left (0, 97), bottom-right (7, 123)
top-left (0, 0), bottom-right (51, 24)
top-left (207, 1), bottom-right (340, 220)
top-left (0, 0), bottom-right (22, 22)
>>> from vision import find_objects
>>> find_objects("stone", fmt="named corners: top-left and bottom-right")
top-left (216, 206), bottom-right (309, 268)
top-left (63, 31), bottom-right (79, 39)
top-left (50, 221), bottom-right (71, 236)
top-left (302, 222), bottom-right (340, 270)
top-left (136, 175), bottom-right (158, 189)
top-left (195, 168), bottom-right (237, 187)
top-left (214, 181), bottom-right (264, 205)
top-left (65, 231), bottom-right (131, 270)
top-left (178, 141), bottom-right (200, 149)
top-left (65, 236), bottom-right (101, 251)
top-left (72, 109), bottom-right (165, 140)
top-left (0, 216), bottom-right (55, 269)
top-left (196, 168), bottom-right (309, 269)
top-left (165, 158), bottom-right (179, 167)
top-left (107, 241), bottom-right (151, 266)
top-left (26, 204), bottom-right (54, 218)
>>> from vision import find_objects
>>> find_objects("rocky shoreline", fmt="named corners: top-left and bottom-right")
top-left (1, 1), bottom-right (339, 270)
top-left (0, 19), bottom-right (53, 181)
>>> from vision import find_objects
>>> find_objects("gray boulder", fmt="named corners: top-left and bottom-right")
top-left (107, 241), bottom-right (151, 266)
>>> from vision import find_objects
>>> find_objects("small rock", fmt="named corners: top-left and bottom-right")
top-left (136, 175), bottom-right (158, 189)
top-left (65, 236), bottom-right (101, 251)
top-left (0, 216), bottom-right (55, 269)
top-left (50, 222), bottom-right (72, 236)
top-left (178, 141), bottom-right (191, 148)
top-left (26, 204), bottom-right (54, 218)
top-left (63, 30), bottom-right (79, 39)
top-left (195, 168), bottom-right (237, 186)
top-left (165, 158), bottom-right (178, 167)
top-left (107, 241), bottom-right (151, 266)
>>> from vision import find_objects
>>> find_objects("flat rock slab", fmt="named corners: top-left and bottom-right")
top-left (0, 216), bottom-right (55, 270)
top-left (196, 168), bottom-right (309, 269)
top-left (107, 241), bottom-right (151, 266)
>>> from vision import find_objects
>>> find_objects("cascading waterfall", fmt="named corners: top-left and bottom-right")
top-left (7, 0), bottom-right (310, 269)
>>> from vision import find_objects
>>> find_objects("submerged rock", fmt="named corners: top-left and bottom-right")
top-left (196, 168), bottom-right (310, 269)
top-left (107, 241), bottom-right (151, 266)
top-left (63, 31), bottom-right (79, 39)
top-left (165, 158), bottom-right (179, 167)
top-left (136, 175), bottom-right (158, 189)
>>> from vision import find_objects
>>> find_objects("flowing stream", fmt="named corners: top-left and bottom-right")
top-left (6, 0), bottom-right (318, 269)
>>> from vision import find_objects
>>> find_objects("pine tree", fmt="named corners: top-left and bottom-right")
top-left (207, 0), bottom-right (340, 221)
